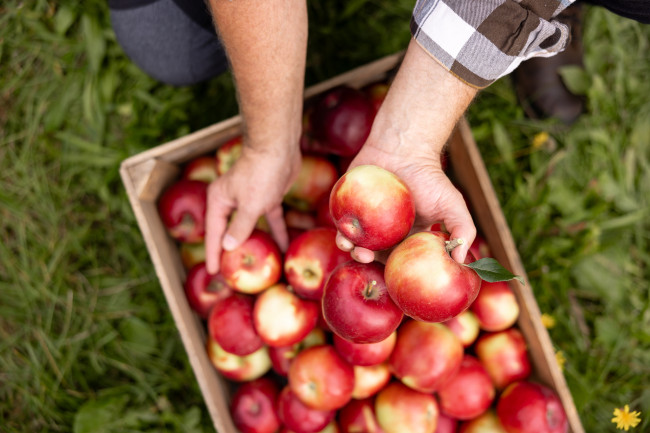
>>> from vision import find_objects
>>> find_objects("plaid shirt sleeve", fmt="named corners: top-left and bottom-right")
top-left (411, 0), bottom-right (577, 88)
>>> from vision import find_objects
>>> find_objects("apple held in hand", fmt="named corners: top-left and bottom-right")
top-left (475, 328), bottom-right (531, 390)
top-left (389, 321), bottom-right (463, 393)
top-left (230, 377), bottom-right (281, 433)
top-left (330, 165), bottom-right (415, 251)
top-left (496, 381), bottom-right (568, 433)
top-left (375, 381), bottom-right (439, 433)
top-left (220, 229), bottom-right (282, 294)
top-left (158, 179), bottom-right (208, 243)
top-left (322, 261), bottom-right (403, 344)
top-left (184, 262), bottom-right (233, 319)
top-left (284, 227), bottom-right (351, 301)
top-left (470, 281), bottom-right (520, 332)
top-left (253, 283), bottom-right (319, 347)
top-left (437, 355), bottom-right (495, 421)
top-left (206, 337), bottom-right (270, 382)
top-left (208, 293), bottom-right (263, 356)
top-left (277, 386), bottom-right (336, 433)
top-left (288, 345), bottom-right (355, 411)
top-left (385, 231), bottom-right (481, 322)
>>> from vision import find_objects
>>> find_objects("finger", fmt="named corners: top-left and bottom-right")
top-left (336, 232), bottom-right (355, 252)
top-left (445, 210), bottom-right (477, 264)
top-left (223, 207), bottom-right (260, 252)
top-left (351, 246), bottom-right (375, 264)
top-left (266, 205), bottom-right (289, 252)
top-left (205, 182), bottom-right (234, 275)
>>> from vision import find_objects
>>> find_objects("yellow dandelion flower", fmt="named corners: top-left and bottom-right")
top-left (612, 405), bottom-right (642, 431)
top-left (555, 350), bottom-right (566, 371)
top-left (532, 131), bottom-right (550, 149)
top-left (541, 313), bottom-right (556, 329)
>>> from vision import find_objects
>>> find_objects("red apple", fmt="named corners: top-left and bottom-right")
top-left (469, 234), bottom-right (491, 260)
top-left (288, 345), bottom-right (355, 411)
top-left (184, 262), bottom-right (233, 319)
top-left (322, 261), bottom-right (403, 344)
top-left (284, 227), bottom-right (351, 301)
top-left (362, 81), bottom-right (390, 115)
top-left (182, 155), bottom-right (217, 183)
top-left (333, 332), bottom-right (396, 366)
top-left (329, 165), bottom-right (415, 251)
top-left (269, 327), bottom-right (327, 376)
top-left (230, 377), bottom-right (281, 433)
top-left (375, 382), bottom-right (439, 433)
top-left (339, 397), bottom-right (385, 433)
top-left (285, 209), bottom-right (318, 231)
top-left (389, 321), bottom-right (463, 393)
top-left (281, 421), bottom-right (340, 433)
top-left (470, 281), bottom-right (520, 332)
top-left (496, 381), bottom-right (568, 433)
top-left (206, 337), bottom-right (270, 382)
top-left (315, 194), bottom-right (336, 228)
top-left (220, 229), bottom-right (282, 294)
top-left (443, 310), bottom-right (481, 347)
top-left (437, 355), bottom-right (495, 421)
top-left (435, 413), bottom-right (458, 433)
top-left (475, 328), bottom-right (531, 390)
top-left (310, 86), bottom-right (375, 157)
top-left (216, 136), bottom-right (242, 175)
top-left (351, 363), bottom-right (392, 400)
top-left (284, 155), bottom-right (338, 212)
top-left (158, 179), bottom-right (207, 243)
top-left (385, 231), bottom-right (482, 322)
top-left (208, 293), bottom-right (263, 356)
top-left (253, 283), bottom-right (319, 347)
top-left (459, 410), bottom-right (506, 433)
top-left (180, 242), bottom-right (206, 270)
top-left (277, 386), bottom-right (336, 433)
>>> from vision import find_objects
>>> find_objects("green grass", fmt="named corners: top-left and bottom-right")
top-left (1, 1), bottom-right (648, 432)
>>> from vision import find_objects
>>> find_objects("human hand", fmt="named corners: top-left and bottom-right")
top-left (205, 145), bottom-right (301, 274)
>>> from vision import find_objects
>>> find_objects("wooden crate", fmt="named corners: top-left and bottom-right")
top-left (120, 52), bottom-right (584, 433)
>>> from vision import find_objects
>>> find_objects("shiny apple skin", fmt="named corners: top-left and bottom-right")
top-left (184, 262), bottom-right (233, 319)
top-left (329, 165), bottom-right (415, 251)
top-left (389, 321), bottom-right (463, 393)
top-left (322, 261), bottom-right (403, 344)
top-left (351, 363), bottom-right (392, 400)
top-left (284, 227), bottom-right (351, 301)
top-left (158, 179), bottom-right (208, 243)
top-left (385, 231), bottom-right (482, 323)
top-left (207, 293), bottom-right (263, 356)
top-left (470, 281), bottom-right (520, 332)
top-left (288, 345), bottom-right (355, 411)
top-left (206, 337), bottom-right (271, 382)
top-left (333, 332), bottom-right (396, 366)
top-left (277, 386), bottom-right (336, 433)
top-left (375, 382), bottom-right (439, 433)
top-left (475, 328), bottom-right (531, 390)
top-left (437, 355), bottom-right (496, 421)
top-left (339, 397), bottom-right (386, 433)
top-left (220, 229), bottom-right (282, 294)
top-left (230, 377), bottom-right (281, 433)
top-left (496, 381), bottom-right (568, 433)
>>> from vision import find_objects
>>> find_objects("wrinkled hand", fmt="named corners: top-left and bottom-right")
top-left (205, 145), bottom-right (301, 274)
top-left (336, 144), bottom-right (476, 264)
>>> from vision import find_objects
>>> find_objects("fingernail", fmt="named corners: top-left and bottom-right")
top-left (222, 234), bottom-right (238, 251)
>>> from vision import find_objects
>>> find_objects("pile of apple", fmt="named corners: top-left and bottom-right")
top-left (157, 82), bottom-right (569, 433)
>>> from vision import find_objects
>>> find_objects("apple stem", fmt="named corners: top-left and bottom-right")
top-left (364, 280), bottom-right (378, 299)
top-left (445, 238), bottom-right (465, 253)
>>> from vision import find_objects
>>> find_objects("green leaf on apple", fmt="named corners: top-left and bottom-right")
top-left (464, 258), bottom-right (525, 284)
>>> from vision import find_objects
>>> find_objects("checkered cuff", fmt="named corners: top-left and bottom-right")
top-left (411, 0), bottom-right (575, 88)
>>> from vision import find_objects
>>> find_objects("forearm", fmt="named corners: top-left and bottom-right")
top-left (208, 0), bottom-right (308, 153)
top-left (364, 39), bottom-right (477, 164)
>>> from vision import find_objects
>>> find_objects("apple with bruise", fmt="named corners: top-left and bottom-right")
top-left (288, 345), bottom-right (355, 411)
top-left (437, 355), bottom-right (495, 420)
top-left (496, 381), bottom-right (568, 433)
top-left (475, 328), bottom-right (531, 390)
top-left (277, 386), bottom-right (336, 433)
top-left (333, 332), bottom-right (396, 366)
top-left (253, 283), bottom-right (319, 347)
top-left (206, 337), bottom-right (270, 382)
top-left (220, 229), bottom-right (282, 294)
top-left (389, 321), bottom-right (463, 393)
top-left (230, 377), bottom-right (281, 433)
top-left (322, 261), bottom-right (403, 344)
top-left (470, 281), bottom-right (520, 332)
top-left (184, 262), bottom-right (232, 319)
top-left (375, 382), bottom-right (439, 433)
top-left (158, 179), bottom-right (208, 243)
top-left (330, 165), bottom-right (415, 251)
top-left (385, 231), bottom-right (482, 322)
top-left (351, 363), bottom-right (392, 400)
top-left (284, 228), bottom-right (351, 301)
top-left (207, 293), bottom-right (263, 356)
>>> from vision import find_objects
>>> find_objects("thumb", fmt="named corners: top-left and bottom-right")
top-left (442, 197), bottom-right (476, 264)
